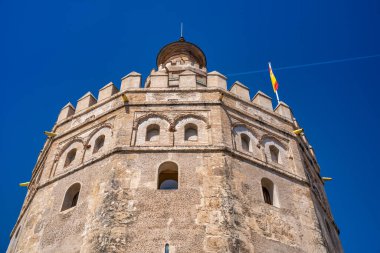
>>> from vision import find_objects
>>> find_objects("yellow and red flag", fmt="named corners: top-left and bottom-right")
top-left (268, 62), bottom-right (279, 93)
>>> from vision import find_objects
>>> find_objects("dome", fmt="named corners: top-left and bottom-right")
top-left (156, 37), bottom-right (207, 68)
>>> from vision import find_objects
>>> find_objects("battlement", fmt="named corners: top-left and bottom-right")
top-left (56, 70), bottom-right (295, 124)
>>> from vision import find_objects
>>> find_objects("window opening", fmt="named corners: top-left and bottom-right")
top-left (146, 124), bottom-right (160, 141)
top-left (269, 145), bottom-right (279, 163)
top-left (93, 135), bottom-right (105, 154)
top-left (64, 148), bottom-right (77, 168)
top-left (61, 183), bottom-right (81, 211)
top-left (241, 134), bottom-right (250, 152)
top-left (185, 124), bottom-right (198, 141)
top-left (158, 162), bottom-right (178, 190)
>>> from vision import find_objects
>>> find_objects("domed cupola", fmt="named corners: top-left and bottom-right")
top-left (145, 37), bottom-right (208, 88)
top-left (156, 37), bottom-right (207, 69)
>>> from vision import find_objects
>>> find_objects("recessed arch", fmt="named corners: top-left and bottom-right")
top-left (135, 115), bottom-right (172, 146)
top-left (261, 135), bottom-right (289, 166)
top-left (134, 113), bottom-right (172, 130)
top-left (174, 116), bottom-right (210, 145)
top-left (232, 125), bottom-right (258, 154)
top-left (173, 113), bottom-right (210, 128)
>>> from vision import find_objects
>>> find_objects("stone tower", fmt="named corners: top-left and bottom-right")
top-left (7, 37), bottom-right (343, 253)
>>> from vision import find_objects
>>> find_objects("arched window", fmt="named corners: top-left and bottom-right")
top-left (241, 134), bottom-right (250, 152)
top-left (269, 145), bottom-right (279, 163)
top-left (158, 161), bottom-right (178, 190)
top-left (165, 243), bottom-right (170, 253)
top-left (146, 124), bottom-right (160, 142)
top-left (261, 178), bottom-right (276, 206)
top-left (93, 135), bottom-right (105, 154)
top-left (64, 148), bottom-right (77, 168)
top-left (185, 123), bottom-right (198, 141)
top-left (61, 183), bottom-right (81, 211)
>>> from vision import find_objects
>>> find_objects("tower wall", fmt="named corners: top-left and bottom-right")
top-left (8, 39), bottom-right (342, 252)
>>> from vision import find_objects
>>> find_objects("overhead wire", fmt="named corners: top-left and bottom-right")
top-left (226, 54), bottom-right (380, 77)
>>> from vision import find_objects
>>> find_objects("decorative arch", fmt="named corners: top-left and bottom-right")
top-left (173, 113), bottom-right (210, 128)
top-left (54, 139), bottom-right (85, 176)
top-left (56, 137), bottom-right (85, 160)
top-left (83, 124), bottom-right (113, 162)
top-left (231, 122), bottom-right (258, 137)
top-left (259, 134), bottom-right (288, 150)
top-left (135, 114), bottom-right (172, 146)
top-left (260, 135), bottom-right (289, 166)
top-left (84, 123), bottom-right (113, 147)
top-left (174, 115), bottom-right (210, 145)
top-left (232, 124), bottom-right (259, 155)
top-left (134, 113), bottom-right (172, 130)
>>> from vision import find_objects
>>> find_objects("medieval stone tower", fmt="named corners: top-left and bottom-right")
top-left (7, 37), bottom-right (343, 253)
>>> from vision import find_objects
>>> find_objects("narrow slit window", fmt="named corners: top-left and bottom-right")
top-left (93, 135), bottom-right (105, 154)
top-left (61, 183), bottom-right (81, 211)
top-left (165, 243), bottom-right (169, 253)
top-left (64, 148), bottom-right (77, 168)
top-left (241, 134), bottom-right (250, 152)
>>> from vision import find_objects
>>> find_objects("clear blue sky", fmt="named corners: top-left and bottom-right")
top-left (1, 0), bottom-right (379, 252)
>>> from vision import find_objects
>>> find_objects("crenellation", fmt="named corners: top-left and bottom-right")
top-left (98, 82), bottom-right (118, 101)
top-left (57, 102), bottom-right (75, 122)
top-left (207, 71), bottom-right (227, 89)
top-left (149, 70), bottom-right (169, 88)
top-left (252, 90), bottom-right (273, 111)
top-left (120, 71), bottom-right (141, 90)
top-left (274, 101), bottom-right (293, 120)
top-left (76, 92), bottom-right (97, 112)
top-left (229, 80), bottom-right (250, 100)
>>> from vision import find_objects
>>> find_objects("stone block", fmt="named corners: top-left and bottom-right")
top-left (207, 71), bottom-right (227, 89)
top-left (150, 71), bottom-right (168, 88)
top-left (76, 92), bottom-right (97, 112)
top-left (179, 70), bottom-right (196, 88)
top-left (120, 71), bottom-right (141, 90)
top-left (57, 103), bottom-right (75, 122)
top-left (274, 101), bottom-right (293, 120)
top-left (229, 81), bottom-right (250, 100)
top-left (98, 82), bottom-right (118, 101)
top-left (252, 90), bottom-right (273, 111)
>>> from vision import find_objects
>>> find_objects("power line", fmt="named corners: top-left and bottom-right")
top-left (227, 54), bottom-right (380, 77)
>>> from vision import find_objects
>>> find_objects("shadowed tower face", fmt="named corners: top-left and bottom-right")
top-left (7, 38), bottom-right (343, 253)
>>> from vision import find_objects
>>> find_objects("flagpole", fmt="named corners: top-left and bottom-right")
top-left (275, 90), bottom-right (280, 104)
top-left (268, 62), bottom-right (281, 105)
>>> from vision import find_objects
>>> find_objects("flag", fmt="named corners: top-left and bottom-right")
top-left (268, 62), bottom-right (279, 93)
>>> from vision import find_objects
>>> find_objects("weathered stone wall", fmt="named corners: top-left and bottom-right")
top-left (7, 85), bottom-right (342, 252)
